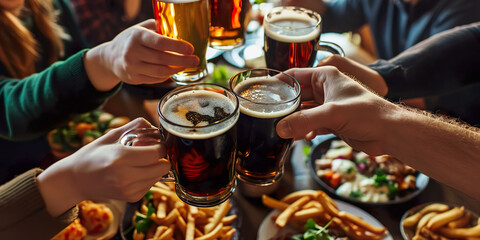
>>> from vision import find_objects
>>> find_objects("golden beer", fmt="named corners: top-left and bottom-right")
top-left (209, 0), bottom-right (249, 50)
top-left (152, 0), bottom-right (209, 84)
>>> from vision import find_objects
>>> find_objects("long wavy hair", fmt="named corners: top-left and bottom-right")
top-left (0, 0), bottom-right (65, 78)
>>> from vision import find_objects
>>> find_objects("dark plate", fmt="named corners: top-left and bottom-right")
top-left (400, 202), bottom-right (479, 240)
top-left (308, 135), bottom-right (429, 205)
top-left (118, 197), bottom-right (241, 240)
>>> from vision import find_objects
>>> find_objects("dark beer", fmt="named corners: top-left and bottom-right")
top-left (233, 76), bottom-right (300, 184)
top-left (159, 89), bottom-right (238, 198)
top-left (152, 0), bottom-right (209, 83)
top-left (209, 0), bottom-right (249, 50)
top-left (264, 17), bottom-right (320, 71)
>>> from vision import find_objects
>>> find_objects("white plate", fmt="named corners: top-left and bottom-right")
top-left (257, 199), bottom-right (393, 240)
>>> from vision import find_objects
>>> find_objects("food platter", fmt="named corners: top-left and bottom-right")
top-left (119, 197), bottom-right (240, 240)
top-left (400, 202), bottom-right (480, 240)
top-left (308, 135), bottom-right (429, 205)
top-left (257, 199), bottom-right (393, 240)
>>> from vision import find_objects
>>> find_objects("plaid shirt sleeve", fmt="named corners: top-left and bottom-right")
top-left (70, 0), bottom-right (127, 46)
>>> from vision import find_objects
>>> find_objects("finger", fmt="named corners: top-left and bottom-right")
top-left (276, 105), bottom-right (337, 139)
top-left (126, 67), bottom-right (185, 84)
top-left (138, 19), bottom-right (157, 30)
top-left (139, 29), bottom-right (195, 55)
top-left (121, 144), bottom-right (167, 167)
top-left (132, 159), bottom-right (171, 182)
top-left (301, 100), bottom-right (319, 109)
top-left (135, 45), bottom-right (200, 67)
top-left (101, 118), bottom-right (155, 143)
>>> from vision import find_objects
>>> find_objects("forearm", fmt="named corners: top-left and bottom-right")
top-left (385, 105), bottom-right (480, 200)
top-left (83, 44), bottom-right (121, 91)
top-left (0, 50), bottom-right (119, 140)
top-left (0, 169), bottom-right (77, 239)
top-left (37, 159), bottom-right (84, 217)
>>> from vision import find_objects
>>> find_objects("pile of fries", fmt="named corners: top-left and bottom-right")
top-left (402, 203), bottom-right (480, 240)
top-left (131, 182), bottom-right (237, 240)
top-left (262, 190), bottom-right (387, 240)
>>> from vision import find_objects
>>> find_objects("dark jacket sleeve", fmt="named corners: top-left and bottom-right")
top-left (369, 22), bottom-right (480, 100)
top-left (0, 50), bottom-right (120, 141)
top-left (322, 0), bottom-right (367, 33)
top-left (0, 168), bottom-right (78, 239)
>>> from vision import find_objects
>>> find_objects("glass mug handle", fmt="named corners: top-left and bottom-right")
top-left (315, 41), bottom-right (345, 57)
top-left (119, 128), bottom-right (175, 182)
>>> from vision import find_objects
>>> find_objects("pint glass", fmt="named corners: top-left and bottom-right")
top-left (122, 84), bottom-right (239, 207)
top-left (209, 0), bottom-right (249, 50)
top-left (263, 6), bottom-right (344, 71)
top-left (152, 0), bottom-right (210, 84)
top-left (229, 69), bottom-right (300, 186)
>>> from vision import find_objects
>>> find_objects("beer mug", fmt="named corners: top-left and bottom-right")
top-left (121, 83), bottom-right (240, 207)
top-left (152, 0), bottom-right (210, 84)
top-left (209, 0), bottom-right (249, 50)
top-left (229, 69), bottom-right (301, 187)
top-left (263, 6), bottom-right (345, 71)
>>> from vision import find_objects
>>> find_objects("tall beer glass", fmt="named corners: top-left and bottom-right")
top-left (229, 69), bottom-right (300, 186)
top-left (209, 0), bottom-right (249, 50)
top-left (263, 6), bottom-right (344, 71)
top-left (152, 0), bottom-right (210, 84)
top-left (122, 84), bottom-right (239, 207)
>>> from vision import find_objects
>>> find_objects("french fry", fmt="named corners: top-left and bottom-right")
top-left (438, 224), bottom-right (480, 238)
top-left (185, 212), bottom-right (195, 240)
top-left (221, 228), bottom-right (236, 240)
top-left (403, 203), bottom-right (450, 227)
top-left (156, 196), bottom-right (168, 220)
top-left (153, 226), bottom-right (168, 240)
top-left (150, 186), bottom-right (175, 199)
top-left (195, 223), bottom-right (224, 240)
top-left (222, 214), bottom-right (238, 225)
top-left (204, 201), bottom-right (231, 233)
top-left (262, 194), bottom-right (289, 211)
top-left (448, 211), bottom-right (471, 228)
top-left (338, 211), bottom-right (386, 234)
top-left (275, 196), bottom-right (310, 228)
top-left (291, 208), bottom-right (324, 222)
top-left (281, 190), bottom-right (318, 203)
top-left (413, 212), bottom-right (438, 238)
top-left (317, 191), bottom-right (339, 216)
top-left (158, 225), bottom-right (174, 240)
top-left (426, 206), bottom-right (464, 230)
top-left (133, 229), bottom-right (145, 240)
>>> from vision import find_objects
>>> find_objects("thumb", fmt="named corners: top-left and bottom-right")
top-left (276, 106), bottom-right (335, 139)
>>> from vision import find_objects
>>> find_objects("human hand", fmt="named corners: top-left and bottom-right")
top-left (276, 66), bottom-right (400, 156)
top-left (317, 55), bottom-right (388, 96)
top-left (38, 118), bottom-right (169, 217)
top-left (84, 19), bottom-right (200, 91)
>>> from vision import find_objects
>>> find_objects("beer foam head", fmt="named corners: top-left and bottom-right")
top-left (160, 90), bottom-right (238, 139)
top-left (264, 8), bottom-right (321, 43)
top-left (234, 77), bottom-right (300, 118)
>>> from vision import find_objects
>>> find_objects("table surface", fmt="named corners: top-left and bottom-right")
top-left (103, 56), bottom-right (480, 240)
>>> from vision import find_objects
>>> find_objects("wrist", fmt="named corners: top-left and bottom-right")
top-left (37, 159), bottom-right (84, 217)
top-left (84, 45), bottom-right (121, 92)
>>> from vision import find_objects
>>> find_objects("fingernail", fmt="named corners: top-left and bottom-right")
top-left (277, 120), bottom-right (292, 138)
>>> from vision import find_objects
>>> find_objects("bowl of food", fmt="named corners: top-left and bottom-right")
top-left (308, 135), bottom-right (429, 205)
top-left (258, 189), bottom-right (393, 240)
top-left (400, 202), bottom-right (480, 240)
top-left (119, 182), bottom-right (240, 240)
top-left (48, 110), bottom-right (130, 159)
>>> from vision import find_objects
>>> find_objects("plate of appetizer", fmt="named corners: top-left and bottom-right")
top-left (308, 135), bottom-right (429, 205)
top-left (120, 182), bottom-right (240, 240)
top-left (400, 202), bottom-right (480, 240)
top-left (258, 189), bottom-right (393, 240)
top-left (52, 199), bottom-right (125, 240)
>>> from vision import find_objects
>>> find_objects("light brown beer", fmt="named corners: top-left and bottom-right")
top-left (209, 0), bottom-right (249, 50)
top-left (152, 0), bottom-right (209, 83)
